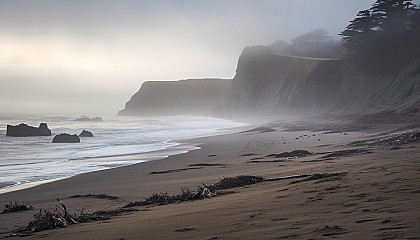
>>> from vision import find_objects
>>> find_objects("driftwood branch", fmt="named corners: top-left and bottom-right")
top-left (263, 174), bottom-right (313, 182)
top-left (14, 173), bottom-right (346, 236)
top-left (56, 198), bottom-right (77, 224)
top-left (56, 198), bottom-right (67, 219)
top-left (2, 201), bottom-right (32, 214)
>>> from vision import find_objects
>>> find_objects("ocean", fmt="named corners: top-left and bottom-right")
top-left (0, 114), bottom-right (245, 193)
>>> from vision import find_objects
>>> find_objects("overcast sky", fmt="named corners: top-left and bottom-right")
top-left (0, 0), bottom-right (375, 114)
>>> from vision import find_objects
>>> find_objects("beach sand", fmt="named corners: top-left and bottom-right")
top-left (0, 118), bottom-right (419, 239)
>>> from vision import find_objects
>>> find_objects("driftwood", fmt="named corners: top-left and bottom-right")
top-left (2, 201), bottom-right (33, 214)
top-left (13, 198), bottom-right (137, 235)
top-left (12, 173), bottom-right (345, 235)
top-left (124, 173), bottom-right (346, 208)
top-left (125, 175), bottom-right (262, 208)
top-left (124, 186), bottom-right (216, 208)
top-left (263, 174), bottom-right (313, 182)
top-left (57, 198), bottom-right (68, 219)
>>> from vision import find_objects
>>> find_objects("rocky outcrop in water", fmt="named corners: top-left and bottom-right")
top-left (75, 117), bottom-right (103, 122)
top-left (52, 134), bottom-right (80, 143)
top-left (6, 123), bottom-right (51, 137)
top-left (119, 79), bottom-right (231, 116)
top-left (79, 130), bottom-right (93, 137)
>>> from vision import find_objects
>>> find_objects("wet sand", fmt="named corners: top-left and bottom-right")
top-left (0, 118), bottom-right (419, 239)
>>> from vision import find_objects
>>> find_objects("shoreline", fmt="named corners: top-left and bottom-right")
top-left (0, 120), bottom-right (252, 195)
top-left (0, 118), bottom-right (419, 239)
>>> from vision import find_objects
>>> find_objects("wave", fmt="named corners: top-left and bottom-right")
top-left (0, 114), bottom-right (245, 192)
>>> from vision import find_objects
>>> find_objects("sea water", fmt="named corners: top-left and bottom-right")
top-left (0, 114), bottom-right (245, 192)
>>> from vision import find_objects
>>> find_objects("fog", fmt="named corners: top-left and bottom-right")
top-left (0, 0), bottom-right (373, 114)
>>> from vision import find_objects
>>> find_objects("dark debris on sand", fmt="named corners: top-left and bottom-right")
top-left (211, 176), bottom-right (264, 190)
top-left (350, 130), bottom-right (420, 147)
top-left (266, 150), bottom-right (313, 158)
top-left (149, 167), bottom-right (202, 175)
top-left (70, 194), bottom-right (119, 200)
top-left (240, 126), bottom-right (277, 134)
top-left (13, 199), bottom-right (138, 235)
top-left (375, 131), bottom-right (420, 145)
top-left (124, 188), bottom-right (209, 207)
top-left (11, 173), bottom-right (344, 235)
top-left (315, 225), bottom-right (349, 236)
top-left (124, 175), bottom-right (264, 208)
top-left (187, 163), bottom-right (226, 167)
top-left (73, 208), bottom-right (139, 223)
top-left (2, 201), bottom-right (33, 214)
top-left (289, 172), bottom-right (346, 184)
top-left (320, 149), bottom-right (371, 159)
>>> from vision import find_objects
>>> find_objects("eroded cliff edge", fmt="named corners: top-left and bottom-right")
top-left (119, 79), bottom-right (230, 116)
top-left (224, 45), bottom-right (420, 117)
top-left (119, 45), bottom-right (420, 118)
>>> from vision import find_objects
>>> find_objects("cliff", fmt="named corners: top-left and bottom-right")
top-left (119, 79), bottom-right (231, 116)
top-left (119, 45), bottom-right (419, 118)
top-left (225, 45), bottom-right (420, 117)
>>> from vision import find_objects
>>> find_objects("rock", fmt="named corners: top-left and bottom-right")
top-left (74, 117), bottom-right (103, 122)
top-left (6, 123), bottom-right (51, 137)
top-left (52, 134), bottom-right (80, 143)
top-left (79, 130), bottom-right (93, 137)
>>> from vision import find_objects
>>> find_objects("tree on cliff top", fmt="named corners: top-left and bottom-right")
top-left (291, 29), bottom-right (343, 58)
top-left (292, 29), bottom-right (332, 46)
top-left (340, 10), bottom-right (375, 54)
top-left (340, 0), bottom-right (419, 72)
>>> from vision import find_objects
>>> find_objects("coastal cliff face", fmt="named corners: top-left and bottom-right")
top-left (120, 45), bottom-right (419, 118)
top-left (225, 45), bottom-right (420, 117)
top-left (119, 79), bottom-right (231, 116)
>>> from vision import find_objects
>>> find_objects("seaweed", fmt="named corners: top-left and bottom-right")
top-left (289, 172), bottom-right (346, 184)
top-left (320, 149), bottom-right (371, 159)
top-left (187, 163), bottom-right (225, 167)
top-left (266, 150), bottom-right (313, 158)
top-left (70, 194), bottom-right (119, 200)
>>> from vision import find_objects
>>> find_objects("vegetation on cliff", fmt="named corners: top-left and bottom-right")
top-left (120, 0), bottom-right (420, 117)
top-left (340, 0), bottom-right (420, 73)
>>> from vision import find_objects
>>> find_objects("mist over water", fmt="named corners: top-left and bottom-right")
top-left (0, 114), bottom-right (245, 191)
top-left (0, 0), bottom-right (375, 114)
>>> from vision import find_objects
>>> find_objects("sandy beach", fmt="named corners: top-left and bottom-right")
top-left (0, 117), bottom-right (419, 239)
top-left (2, 0), bottom-right (420, 239)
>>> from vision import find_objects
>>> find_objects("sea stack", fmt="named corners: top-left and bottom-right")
top-left (52, 134), bottom-right (80, 143)
top-left (79, 130), bottom-right (94, 137)
top-left (6, 123), bottom-right (51, 137)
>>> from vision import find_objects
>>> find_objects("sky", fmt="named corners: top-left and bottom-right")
top-left (0, 0), bottom-right (375, 114)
